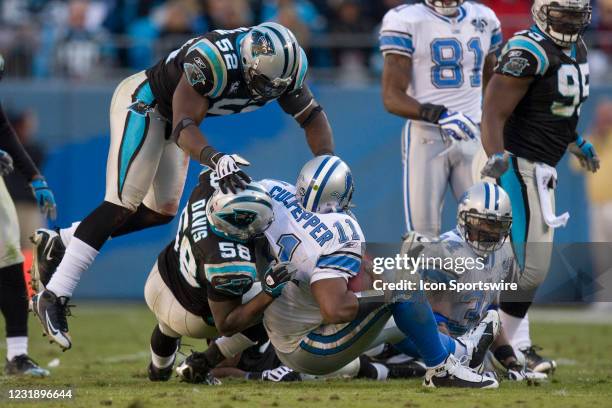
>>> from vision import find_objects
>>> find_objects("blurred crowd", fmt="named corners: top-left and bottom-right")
top-left (0, 0), bottom-right (612, 82)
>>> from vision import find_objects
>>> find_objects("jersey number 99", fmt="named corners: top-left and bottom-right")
top-left (552, 63), bottom-right (589, 117)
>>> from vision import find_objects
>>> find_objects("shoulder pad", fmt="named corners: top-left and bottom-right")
top-left (500, 31), bottom-right (550, 76)
top-left (185, 38), bottom-right (228, 98)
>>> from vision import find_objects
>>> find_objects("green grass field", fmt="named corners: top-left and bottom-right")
top-left (1, 304), bottom-right (611, 408)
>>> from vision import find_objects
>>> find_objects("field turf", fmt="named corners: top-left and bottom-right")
top-left (1, 304), bottom-right (611, 408)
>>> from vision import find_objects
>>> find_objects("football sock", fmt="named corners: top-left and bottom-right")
top-left (46, 238), bottom-right (98, 298)
top-left (203, 342), bottom-right (226, 367)
top-left (111, 204), bottom-right (173, 238)
top-left (391, 293), bottom-right (449, 367)
top-left (512, 313), bottom-right (532, 350)
top-left (356, 355), bottom-right (389, 380)
top-left (6, 336), bottom-right (28, 361)
top-left (0, 264), bottom-right (29, 345)
top-left (499, 310), bottom-right (532, 349)
top-left (216, 334), bottom-right (257, 359)
top-left (59, 222), bottom-right (80, 247)
top-left (150, 325), bottom-right (179, 368)
top-left (393, 332), bottom-right (456, 359)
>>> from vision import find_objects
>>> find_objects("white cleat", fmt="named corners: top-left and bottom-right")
top-left (457, 310), bottom-right (501, 372)
top-left (423, 354), bottom-right (499, 388)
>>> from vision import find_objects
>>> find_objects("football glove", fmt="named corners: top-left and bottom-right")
top-left (215, 154), bottom-right (251, 194)
top-left (29, 178), bottom-right (57, 220)
top-left (261, 366), bottom-right (302, 382)
top-left (438, 110), bottom-right (479, 142)
top-left (262, 261), bottom-right (297, 298)
top-left (0, 149), bottom-right (13, 176)
top-left (570, 135), bottom-right (600, 173)
top-left (175, 351), bottom-right (221, 385)
top-left (481, 152), bottom-right (510, 179)
top-left (506, 362), bottom-right (547, 383)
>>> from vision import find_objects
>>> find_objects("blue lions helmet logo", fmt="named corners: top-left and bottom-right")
top-left (471, 18), bottom-right (488, 33)
top-left (218, 209), bottom-right (258, 228)
top-left (251, 30), bottom-right (276, 57)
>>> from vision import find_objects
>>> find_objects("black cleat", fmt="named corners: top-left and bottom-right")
top-left (175, 351), bottom-right (220, 384)
top-left (521, 345), bottom-right (557, 374)
top-left (148, 362), bottom-right (173, 382)
top-left (423, 354), bottom-right (498, 388)
top-left (261, 366), bottom-right (302, 382)
top-left (457, 310), bottom-right (500, 372)
top-left (30, 290), bottom-right (72, 350)
top-left (386, 359), bottom-right (427, 379)
top-left (30, 229), bottom-right (65, 293)
top-left (5, 354), bottom-right (50, 377)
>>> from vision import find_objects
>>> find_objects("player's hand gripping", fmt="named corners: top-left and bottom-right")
top-left (438, 110), bottom-right (479, 142)
top-left (215, 154), bottom-right (251, 194)
top-left (29, 177), bottom-right (57, 220)
top-left (569, 135), bottom-right (600, 173)
top-left (0, 149), bottom-right (13, 176)
top-left (481, 152), bottom-right (510, 179)
top-left (262, 261), bottom-right (297, 298)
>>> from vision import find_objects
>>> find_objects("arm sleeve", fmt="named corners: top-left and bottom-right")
top-left (277, 83), bottom-right (315, 118)
top-left (495, 35), bottom-right (549, 77)
top-left (182, 39), bottom-right (226, 99)
top-left (0, 104), bottom-right (39, 180)
top-left (379, 9), bottom-right (414, 58)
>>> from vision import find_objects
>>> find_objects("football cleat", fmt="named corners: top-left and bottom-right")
top-left (30, 290), bottom-right (72, 350)
top-left (386, 359), bottom-right (427, 379)
top-left (261, 366), bottom-right (302, 382)
top-left (457, 310), bottom-right (501, 372)
top-left (506, 362), bottom-right (548, 383)
top-left (520, 345), bottom-right (557, 374)
top-left (423, 354), bottom-right (498, 388)
top-left (175, 352), bottom-right (220, 385)
top-left (5, 355), bottom-right (50, 377)
top-left (30, 228), bottom-right (65, 293)
top-left (148, 362), bottom-right (174, 382)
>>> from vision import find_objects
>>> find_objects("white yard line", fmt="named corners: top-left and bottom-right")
top-left (530, 308), bottom-right (612, 325)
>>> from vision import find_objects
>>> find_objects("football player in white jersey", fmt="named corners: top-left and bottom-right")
top-left (406, 182), bottom-right (545, 382)
top-left (380, 1), bottom-right (503, 236)
top-left (255, 156), bottom-right (499, 388)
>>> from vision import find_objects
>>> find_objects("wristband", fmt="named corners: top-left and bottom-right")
top-left (171, 118), bottom-right (197, 143)
top-left (419, 103), bottom-right (447, 124)
top-left (198, 145), bottom-right (224, 167)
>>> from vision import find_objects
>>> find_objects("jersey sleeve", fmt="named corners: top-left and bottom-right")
top-left (379, 8), bottom-right (414, 58)
top-left (488, 13), bottom-right (503, 55)
top-left (182, 38), bottom-right (228, 99)
top-left (495, 34), bottom-right (550, 77)
top-left (200, 244), bottom-right (258, 301)
top-left (311, 243), bottom-right (363, 284)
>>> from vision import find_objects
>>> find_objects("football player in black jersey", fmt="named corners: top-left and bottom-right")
top-left (480, 0), bottom-right (598, 374)
top-left (144, 168), bottom-right (295, 382)
top-left (31, 22), bottom-right (334, 350)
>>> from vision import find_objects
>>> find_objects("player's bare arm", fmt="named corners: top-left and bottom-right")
top-left (311, 278), bottom-right (358, 324)
top-left (482, 53), bottom-right (497, 92)
top-left (481, 74), bottom-right (533, 156)
top-left (297, 102), bottom-right (334, 156)
top-left (172, 75), bottom-right (210, 162)
top-left (381, 54), bottom-right (421, 120)
top-left (208, 292), bottom-right (274, 337)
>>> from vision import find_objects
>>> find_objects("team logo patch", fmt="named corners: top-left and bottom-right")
top-left (229, 81), bottom-right (240, 95)
top-left (471, 18), bottom-right (488, 33)
top-left (184, 62), bottom-right (206, 86)
top-left (251, 30), bottom-right (275, 57)
top-left (194, 56), bottom-right (207, 70)
top-left (218, 209), bottom-right (258, 228)
top-left (501, 56), bottom-right (530, 76)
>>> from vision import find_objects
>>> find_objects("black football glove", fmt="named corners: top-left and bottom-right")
top-left (263, 261), bottom-right (297, 298)
top-left (175, 351), bottom-right (220, 384)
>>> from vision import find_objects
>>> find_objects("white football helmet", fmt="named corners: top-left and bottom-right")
top-left (457, 182), bottom-right (512, 256)
top-left (206, 181), bottom-right (274, 242)
top-left (532, 0), bottom-right (592, 48)
top-left (295, 155), bottom-right (354, 214)
top-left (240, 22), bottom-right (301, 99)
top-left (424, 0), bottom-right (465, 16)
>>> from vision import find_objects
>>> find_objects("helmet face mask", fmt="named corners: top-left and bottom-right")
top-left (424, 0), bottom-right (464, 16)
top-left (533, 0), bottom-right (592, 47)
top-left (240, 22), bottom-right (300, 99)
top-left (461, 210), bottom-right (512, 255)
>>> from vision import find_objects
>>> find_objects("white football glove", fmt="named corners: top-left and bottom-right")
top-left (215, 153), bottom-right (251, 194)
top-left (438, 111), bottom-right (479, 142)
top-left (0, 149), bottom-right (13, 176)
top-left (481, 152), bottom-right (510, 179)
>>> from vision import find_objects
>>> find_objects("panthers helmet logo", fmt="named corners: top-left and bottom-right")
top-left (251, 30), bottom-right (276, 57)
top-left (218, 209), bottom-right (258, 228)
